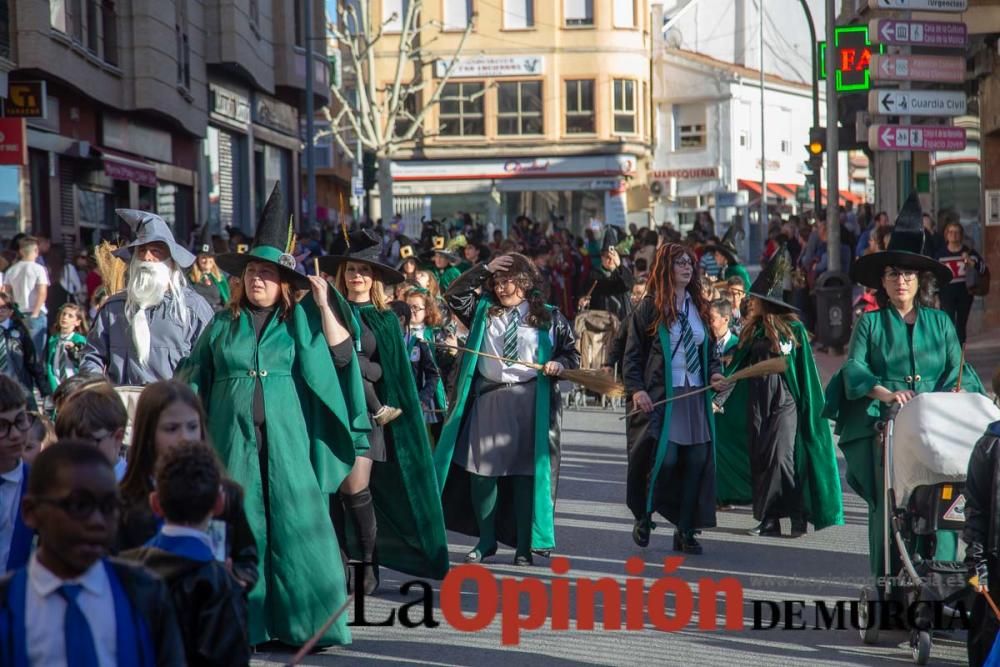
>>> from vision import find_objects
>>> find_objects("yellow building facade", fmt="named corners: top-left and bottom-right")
top-left (371, 0), bottom-right (652, 233)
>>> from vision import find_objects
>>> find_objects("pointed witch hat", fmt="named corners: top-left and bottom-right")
top-left (851, 191), bottom-right (952, 289)
top-left (318, 228), bottom-right (405, 285)
top-left (748, 246), bottom-right (798, 312)
top-left (395, 235), bottom-right (419, 271)
top-left (112, 210), bottom-right (196, 268)
top-left (703, 223), bottom-right (744, 265)
top-left (215, 183), bottom-right (310, 289)
top-left (193, 223), bottom-right (215, 256)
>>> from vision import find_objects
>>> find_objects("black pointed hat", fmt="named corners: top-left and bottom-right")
top-left (396, 235), bottom-right (419, 271)
top-left (703, 223), bottom-right (744, 265)
top-left (193, 224), bottom-right (214, 256)
top-left (215, 183), bottom-right (310, 289)
top-left (318, 228), bottom-right (405, 284)
top-left (850, 191), bottom-right (952, 289)
top-left (601, 226), bottom-right (623, 253)
top-left (420, 228), bottom-right (461, 263)
top-left (748, 247), bottom-right (798, 312)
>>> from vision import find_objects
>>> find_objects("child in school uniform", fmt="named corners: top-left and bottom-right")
top-left (0, 376), bottom-right (36, 573)
top-left (390, 301), bottom-right (442, 425)
top-left (54, 382), bottom-right (129, 481)
top-left (120, 442), bottom-right (250, 667)
top-left (0, 441), bottom-right (185, 665)
top-left (45, 303), bottom-right (89, 394)
top-left (22, 413), bottom-right (54, 466)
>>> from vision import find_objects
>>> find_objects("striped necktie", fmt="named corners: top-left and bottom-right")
top-left (677, 308), bottom-right (700, 376)
top-left (503, 309), bottom-right (520, 365)
top-left (0, 331), bottom-right (9, 374)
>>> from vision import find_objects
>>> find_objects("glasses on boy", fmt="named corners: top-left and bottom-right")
top-left (35, 489), bottom-right (122, 520)
top-left (0, 411), bottom-right (37, 439)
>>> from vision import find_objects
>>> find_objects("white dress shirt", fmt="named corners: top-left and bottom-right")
top-left (668, 294), bottom-right (706, 387)
top-left (478, 301), bottom-right (553, 384)
top-left (0, 461), bottom-right (24, 569)
top-left (27, 554), bottom-right (118, 667)
top-left (715, 329), bottom-right (734, 358)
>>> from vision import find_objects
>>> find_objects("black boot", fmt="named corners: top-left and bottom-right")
top-left (790, 517), bottom-right (808, 537)
top-left (345, 489), bottom-right (379, 595)
top-left (748, 518), bottom-right (781, 537)
top-left (673, 530), bottom-right (703, 555)
top-left (632, 515), bottom-right (655, 547)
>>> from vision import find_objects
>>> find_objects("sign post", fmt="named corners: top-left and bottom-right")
top-left (869, 19), bottom-right (967, 48)
top-left (867, 89), bottom-right (967, 117)
top-left (0, 118), bottom-right (28, 166)
top-left (868, 0), bottom-right (967, 10)
top-left (870, 54), bottom-right (965, 83)
top-left (868, 125), bottom-right (967, 152)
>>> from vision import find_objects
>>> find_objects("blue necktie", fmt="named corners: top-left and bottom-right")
top-left (58, 584), bottom-right (99, 667)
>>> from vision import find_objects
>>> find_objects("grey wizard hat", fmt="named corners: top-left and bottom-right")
top-left (113, 210), bottom-right (196, 268)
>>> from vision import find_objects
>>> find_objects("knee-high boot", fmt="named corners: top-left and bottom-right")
top-left (345, 489), bottom-right (379, 595)
top-left (329, 494), bottom-right (351, 587)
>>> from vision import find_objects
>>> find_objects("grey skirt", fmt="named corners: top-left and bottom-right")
top-left (358, 423), bottom-right (387, 462)
top-left (668, 385), bottom-right (712, 446)
top-left (453, 376), bottom-right (537, 477)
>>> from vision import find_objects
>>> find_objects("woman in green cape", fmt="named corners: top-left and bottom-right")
top-left (176, 184), bottom-right (370, 647)
top-left (721, 248), bottom-right (843, 538)
top-left (704, 225), bottom-right (751, 293)
top-left (319, 230), bottom-right (450, 594)
top-left (188, 228), bottom-right (231, 312)
top-left (434, 253), bottom-right (579, 566)
top-left (824, 192), bottom-right (984, 579)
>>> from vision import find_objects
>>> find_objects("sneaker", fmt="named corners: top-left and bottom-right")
top-left (373, 405), bottom-right (403, 426)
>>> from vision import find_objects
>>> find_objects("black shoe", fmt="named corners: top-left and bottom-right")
top-left (362, 562), bottom-right (380, 596)
top-left (632, 516), bottom-right (655, 548)
top-left (748, 518), bottom-right (781, 537)
top-left (464, 544), bottom-right (498, 563)
top-left (790, 519), bottom-right (808, 537)
top-left (513, 553), bottom-right (533, 567)
top-left (531, 549), bottom-right (551, 559)
top-left (676, 531), bottom-right (703, 555)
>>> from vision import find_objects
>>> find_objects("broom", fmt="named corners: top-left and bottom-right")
top-left (619, 356), bottom-right (787, 420)
top-left (285, 594), bottom-right (354, 666)
top-left (435, 344), bottom-right (625, 398)
top-left (955, 344), bottom-right (966, 392)
top-left (970, 575), bottom-right (1000, 667)
top-left (95, 241), bottom-right (128, 296)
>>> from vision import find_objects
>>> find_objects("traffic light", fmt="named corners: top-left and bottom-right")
top-left (806, 127), bottom-right (825, 172)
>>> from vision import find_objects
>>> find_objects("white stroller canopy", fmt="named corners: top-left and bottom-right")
top-left (891, 392), bottom-right (1000, 507)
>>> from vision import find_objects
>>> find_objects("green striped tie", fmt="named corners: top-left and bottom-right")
top-left (503, 309), bottom-right (520, 365)
top-left (678, 311), bottom-right (700, 376)
top-left (0, 333), bottom-right (8, 374)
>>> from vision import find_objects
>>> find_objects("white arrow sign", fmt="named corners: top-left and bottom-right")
top-left (868, 0), bottom-right (967, 10)
top-left (868, 89), bottom-right (967, 117)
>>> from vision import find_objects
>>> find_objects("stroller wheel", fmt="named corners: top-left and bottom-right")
top-left (858, 586), bottom-right (880, 645)
top-left (911, 630), bottom-right (931, 665)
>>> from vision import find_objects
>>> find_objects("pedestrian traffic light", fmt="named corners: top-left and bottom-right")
top-left (806, 127), bottom-right (825, 172)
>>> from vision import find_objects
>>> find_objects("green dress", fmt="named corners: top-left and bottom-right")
top-left (713, 334), bottom-right (751, 505)
top-left (176, 294), bottom-right (370, 646)
top-left (823, 306), bottom-right (984, 577)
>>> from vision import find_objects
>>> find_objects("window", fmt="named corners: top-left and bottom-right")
top-left (613, 0), bottom-right (634, 28)
top-left (443, 0), bottom-right (472, 30)
top-left (613, 79), bottom-right (636, 134)
top-left (101, 1), bottom-right (117, 65)
top-left (394, 92), bottom-right (419, 138)
top-left (498, 81), bottom-right (542, 135)
top-left (294, 0), bottom-right (304, 47)
top-left (564, 0), bottom-right (593, 27)
top-left (249, 0), bottom-right (259, 28)
top-left (673, 103), bottom-right (706, 148)
top-left (439, 82), bottom-right (484, 136)
top-left (176, 1), bottom-right (190, 88)
top-left (86, 0), bottom-right (99, 52)
top-left (0, 0), bottom-right (10, 59)
top-left (504, 0), bottom-right (533, 29)
top-left (780, 139), bottom-right (791, 154)
top-left (565, 80), bottom-right (594, 134)
top-left (384, 0), bottom-right (407, 32)
top-left (50, 0), bottom-right (68, 33)
top-left (70, 0), bottom-right (83, 41)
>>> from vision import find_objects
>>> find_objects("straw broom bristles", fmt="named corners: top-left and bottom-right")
top-left (95, 241), bottom-right (128, 296)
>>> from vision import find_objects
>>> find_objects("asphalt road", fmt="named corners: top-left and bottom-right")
top-left (252, 404), bottom-right (972, 667)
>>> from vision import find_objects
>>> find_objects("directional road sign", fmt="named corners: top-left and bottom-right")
top-left (868, 0), bottom-right (967, 11)
top-left (869, 19), bottom-right (967, 48)
top-left (868, 125), bottom-right (967, 152)
top-left (870, 54), bottom-right (965, 83)
top-left (868, 89), bottom-right (967, 117)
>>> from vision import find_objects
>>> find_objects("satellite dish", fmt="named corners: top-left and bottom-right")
top-left (665, 27), bottom-right (683, 49)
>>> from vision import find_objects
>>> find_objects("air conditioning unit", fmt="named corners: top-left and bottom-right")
top-left (650, 180), bottom-right (664, 197)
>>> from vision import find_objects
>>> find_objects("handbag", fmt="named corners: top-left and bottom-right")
top-left (969, 264), bottom-right (991, 297)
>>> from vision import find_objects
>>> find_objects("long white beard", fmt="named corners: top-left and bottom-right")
top-left (125, 261), bottom-right (171, 367)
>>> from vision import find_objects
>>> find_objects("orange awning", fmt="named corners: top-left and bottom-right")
top-left (738, 179), bottom-right (799, 201)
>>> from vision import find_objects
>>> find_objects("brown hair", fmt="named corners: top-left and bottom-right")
top-left (50, 302), bottom-right (89, 335)
top-left (738, 297), bottom-right (802, 354)
top-left (415, 270), bottom-right (441, 300)
top-left (153, 441), bottom-right (221, 525)
top-left (485, 253), bottom-right (551, 328)
top-left (647, 243), bottom-right (708, 334)
top-left (404, 288), bottom-right (443, 327)
top-left (120, 380), bottom-right (206, 503)
top-left (333, 263), bottom-right (388, 311)
top-left (54, 384), bottom-right (128, 439)
top-left (227, 262), bottom-right (299, 321)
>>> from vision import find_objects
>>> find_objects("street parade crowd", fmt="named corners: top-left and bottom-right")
top-left (0, 182), bottom-right (997, 665)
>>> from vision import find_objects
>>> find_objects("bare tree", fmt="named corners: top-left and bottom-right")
top-left (324, 1), bottom-right (476, 221)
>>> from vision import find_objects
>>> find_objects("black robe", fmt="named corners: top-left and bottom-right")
top-left (622, 295), bottom-right (720, 527)
top-left (588, 265), bottom-right (634, 321)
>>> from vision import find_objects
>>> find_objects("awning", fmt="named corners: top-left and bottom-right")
top-left (737, 179), bottom-right (798, 201)
top-left (98, 148), bottom-right (157, 187)
top-left (820, 188), bottom-right (864, 207)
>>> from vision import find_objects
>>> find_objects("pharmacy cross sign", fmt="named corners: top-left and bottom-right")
top-left (817, 25), bottom-right (886, 93)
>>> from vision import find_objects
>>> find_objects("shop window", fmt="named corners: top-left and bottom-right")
top-left (385, 0), bottom-right (409, 32)
top-left (613, 0), bottom-right (634, 28)
top-left (0, 167), bottom-right (20, 240)
top-left (565, 79), bottom-right (594, 134)
top-left (673, 103), bottom-right (705, 149)
top-left (504, 0), bottom-right (533, 29)
top-left (564, 0), bottom-right (593, 27)
top-left (0, 0), bottom-right (10, 59)
top-left (443, 0), bottom-right (472, 30)
top-left (612, 79), bottom-right (636, 134)
top-left (439, 82), bottom-right (484, 137)
top-left (498, 81), bottom-right (542, 135)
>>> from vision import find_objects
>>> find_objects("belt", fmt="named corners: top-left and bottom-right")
top-left (474, 376), bottom-right (536, 397)
top-left (217, 370), bottom-right (292, 380)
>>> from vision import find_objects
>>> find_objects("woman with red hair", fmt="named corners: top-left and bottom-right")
top-left (623, 243), bottom-right (727, 554)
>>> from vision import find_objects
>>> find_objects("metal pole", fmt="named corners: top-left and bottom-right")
top-left (759, 0), bottom-right (767, 239)
top-left (304, 0), bottom-right (317, 230)
top-left (825, 0), bottom-right (839, 271)
top-left (797, 0), bottom-right (821, 214)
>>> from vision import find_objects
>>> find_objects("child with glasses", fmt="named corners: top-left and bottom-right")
top-left (0, 441), bottom-right (185, 665)
top-left (54, 383), bottom-right (128, 481)
top-left (389, 301), bottom-right (442, 427)
top-left (120, 442), bottom-right (250, 667)
top-left (0, 375), bottom-right (37, 572)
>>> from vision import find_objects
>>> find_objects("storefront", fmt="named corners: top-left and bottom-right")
top-left (390, 154), bottom-right (638, 236)
top-left (203, 82), bottom-right (251, 236)
top-left (251, 92), bottom-right (298, 226)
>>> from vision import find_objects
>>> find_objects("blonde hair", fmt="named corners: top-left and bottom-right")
top-left (190, 258), bottom-right (224, 284)
top-left (334, 263), bottom-right (388, 311)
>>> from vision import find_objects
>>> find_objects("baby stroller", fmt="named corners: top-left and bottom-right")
top-left (568, 309), bottom-right (620, 409)
top-left (859, 392), bottom-right (1000, 664)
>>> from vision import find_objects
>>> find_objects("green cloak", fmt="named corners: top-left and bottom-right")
top-left (46, 332), bottom-right (89, 392)
top-left (432, 265), bottom-right (462, 292)
top-left (713, 334), bottom-right (751, 505)
top-left (725, 319), bottom-right (844, 530)
top-left (723, 264), bottom-right (751, 293)
top-left (176, 293), bottom-right (370, 646)
top-left (334, 294), bottom-right (451, 579)
top-left (823, 306), bottom-right (984, 577)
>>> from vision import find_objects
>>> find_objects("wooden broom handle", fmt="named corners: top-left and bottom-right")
top-left (435, 343), bottom-right (544, 370)
top-left (984, 588), bottom-right (1000, 621)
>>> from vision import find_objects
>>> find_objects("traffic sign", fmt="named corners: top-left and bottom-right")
top-left (868, 89), bottom-right (967, 117)
top-left (869, 19), bottom-right (967, 48)
top-left (868, 125), bottom-right (967, 152)
top-left (870, 54), bottom-right (965, 83)
top-left (868, 0), bottom-right (967, 11)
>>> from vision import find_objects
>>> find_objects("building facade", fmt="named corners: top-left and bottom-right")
top-left (0, 0), bottom-right (328, 251)
top-left (369, 0), bottom-right (653, 235)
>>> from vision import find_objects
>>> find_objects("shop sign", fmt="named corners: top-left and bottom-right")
top-left (3, 82), bottom-right (47, 118)
top-left (435, 55), bottom-right (545, 79)
top-left (211, 84), bottom-right (250, 125)
top-left (0, 118), bottom-right (28, 166)
top-left (254, 94), bottom-right (299, 136)
top-left (649, 167), bottom-right (719, 180)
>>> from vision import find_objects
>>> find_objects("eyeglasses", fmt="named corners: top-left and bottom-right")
top-left (36, 490), bottom-right (122, 520)
top-left (883, 269), bottom-right (918, 283)
top-left (0, 411), bottom-right (37, 439)
top-left (409, 305), bottom-right (426, 313)
top-left (673, 258), bottom-right (694, 267)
